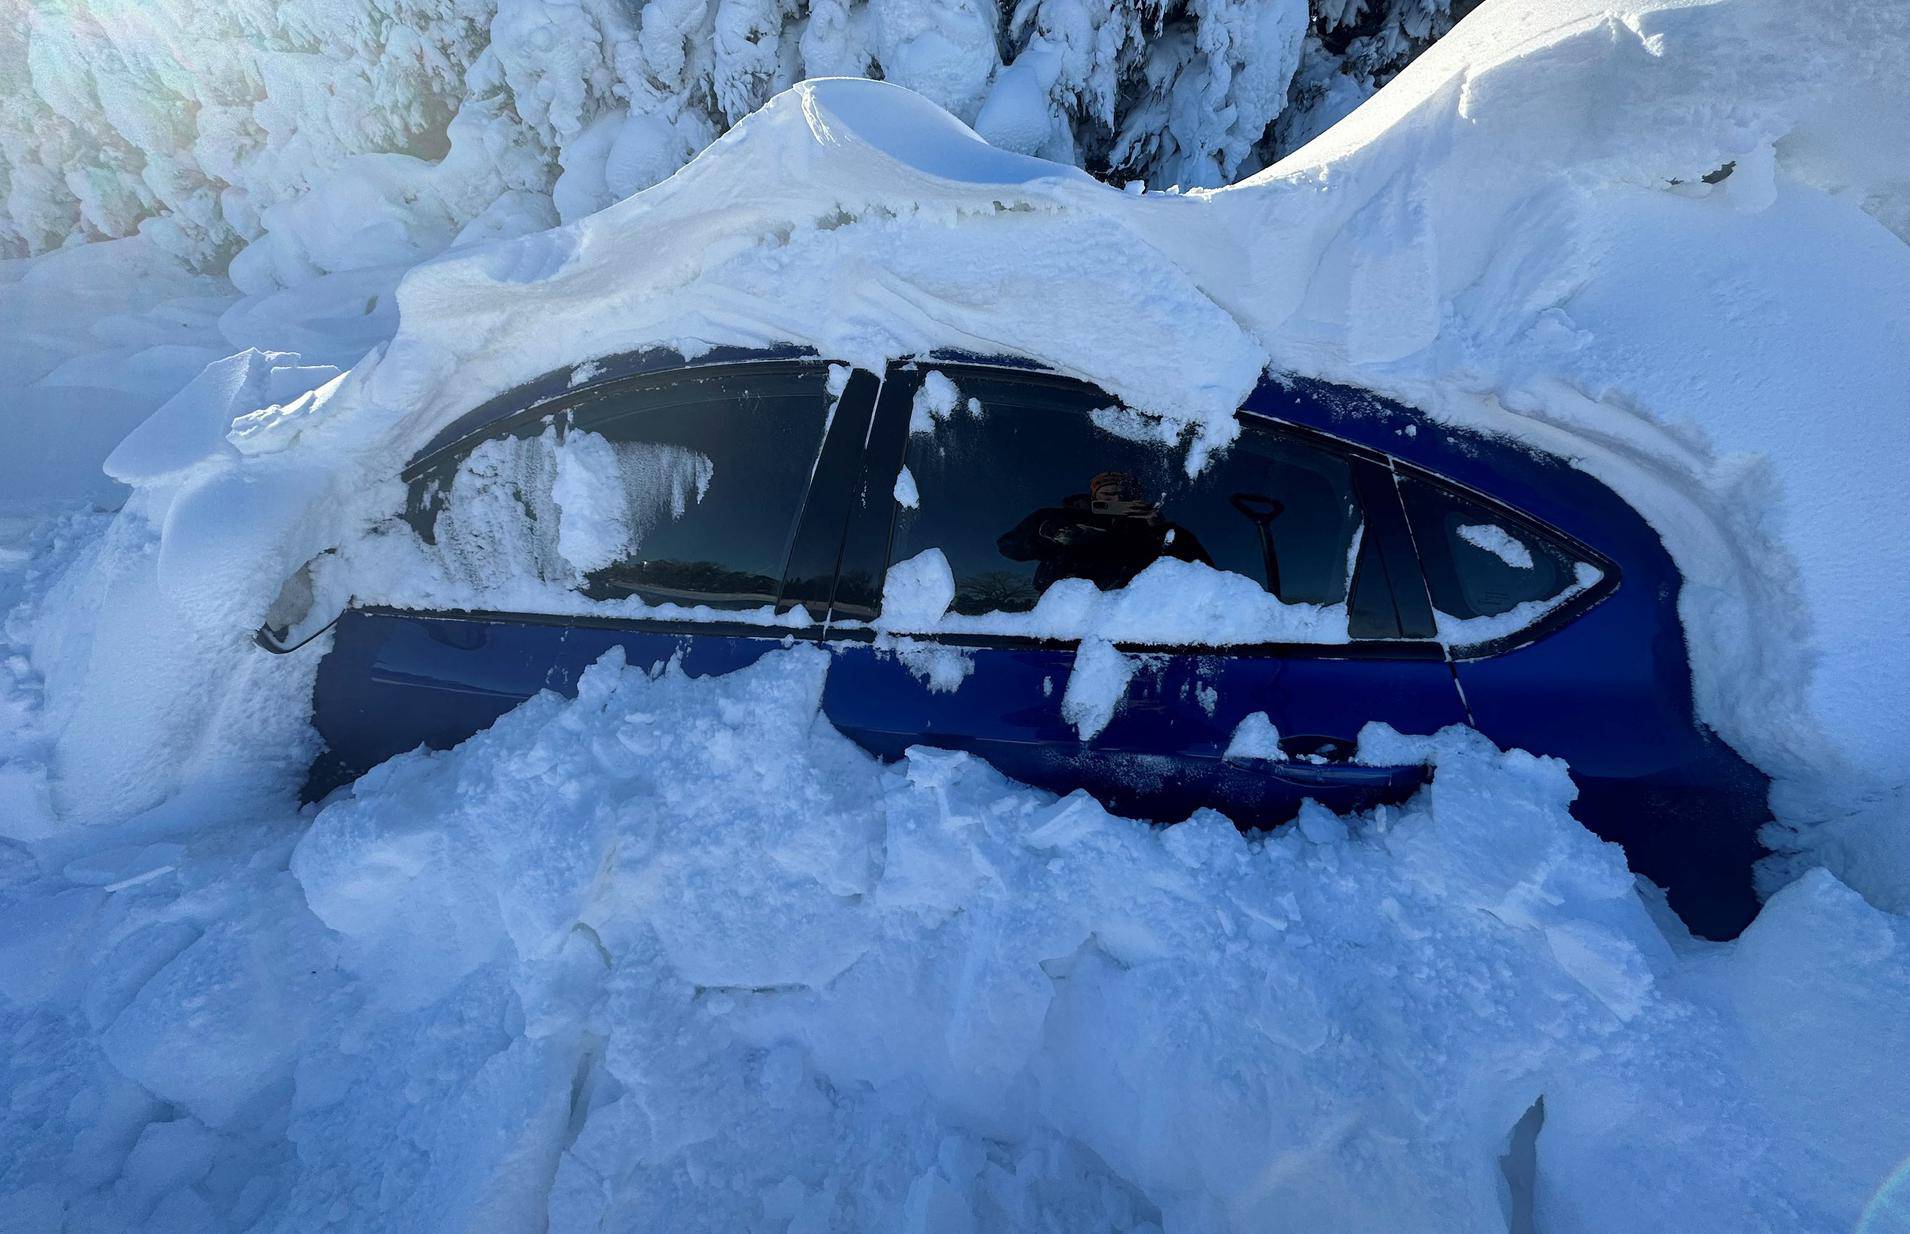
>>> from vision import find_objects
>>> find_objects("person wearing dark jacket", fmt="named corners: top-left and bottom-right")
top-left (997, 471), bottom-right (1212, 596)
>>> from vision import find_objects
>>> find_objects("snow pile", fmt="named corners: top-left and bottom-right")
top-left (1209, 0), bottom-right (1910, 798)
top-left (5, 645), bottom-right (1908, 1231)
top-left (1210, 0), bottom-right (1910, 898)
top-left (875, 551), bottom-right (1352, 646)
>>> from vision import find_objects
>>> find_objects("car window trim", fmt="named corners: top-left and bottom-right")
top-left (400, 357), bottom-right (841, 483)
top-left (348, 604), bottom-right (1450, 662)
top-left (775, 367), bottom-right (885, 619)
top-left (820, 368), bottom-right (917, 623)
top-left (1348, 457), bottom-right (1435, 639)
top-left (405, 347), bottom-right (826, 475)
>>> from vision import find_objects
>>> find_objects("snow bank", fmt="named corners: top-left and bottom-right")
top-left (1204, 0), bottom-right (1910, 802)
top-left (4, 645), bottom-right (1907, 1230)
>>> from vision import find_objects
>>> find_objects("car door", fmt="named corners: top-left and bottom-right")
top-left (307, 357), bottom-right (880, 795)
top-left (1393, 469), bottom-right (1768, 937)
top-left (816, 363), bottom-right (1470, 826)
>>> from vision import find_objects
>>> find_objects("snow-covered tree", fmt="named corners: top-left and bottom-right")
top-left (0, 0), bottom-right (1467, 282)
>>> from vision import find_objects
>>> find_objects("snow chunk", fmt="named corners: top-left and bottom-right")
top-left (99, 920), bottom-right (315, 1128)
top-left (909, 370), bottom-right (963, 434)
top-left (1061, 639), bottom-right (1138, 741)
top-left (1224, 712), bottom-right (1282, 760)
top-left (551, 430), bottom-right (714, 578)
top-left (893, 465), bottom-right (920, 509)
top-left (879, 548), bottom-right (956, 629)
top-left (550, 429), bottom-right (632, 576)
top-left (103, 350), bottom-right (337, 486)
top-left (878, 557), bottom-right (1350, 647)
top-left (1456, 522), bottom-right (1534, 570)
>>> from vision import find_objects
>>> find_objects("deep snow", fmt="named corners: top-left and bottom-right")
top-left (3, 0), bottom-right (1910, 1227)
top-left (4, 641), bottom-right (1909, 1232)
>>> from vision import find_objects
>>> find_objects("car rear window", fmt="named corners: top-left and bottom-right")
top-left (407, 365), bottom-right (831, 611)
top-left (1397, 474), bottom-right (1603, 644)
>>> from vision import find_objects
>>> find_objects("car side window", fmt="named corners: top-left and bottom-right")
top-left (408, 365), bottom-right (832, 610)
top-left (886, 371), bottom-right (1370, 639)
top-left (1397, 473), bottom-right (1602, 644)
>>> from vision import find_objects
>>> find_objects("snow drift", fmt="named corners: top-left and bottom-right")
top-left (5, 646), bottom-right (1908, 1231)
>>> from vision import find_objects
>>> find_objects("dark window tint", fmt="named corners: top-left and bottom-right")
top-left (1398, 475), bottom-right (1585, 624)
top-left (411, 365), bottom-right (831, 609)
top-left (889, 373), bottom-right (1364, 620)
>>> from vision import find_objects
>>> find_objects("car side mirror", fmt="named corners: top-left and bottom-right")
top-left (254, 555), bottom-right (344, 653)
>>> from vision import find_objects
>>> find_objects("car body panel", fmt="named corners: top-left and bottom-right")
top-left (820, 639), bottom-right (1464, 822)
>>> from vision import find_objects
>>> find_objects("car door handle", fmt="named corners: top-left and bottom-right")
top-left (1254, 734), bottom-right (1428, 793)
top-left (1277, 734), bottom-right (1357, 762)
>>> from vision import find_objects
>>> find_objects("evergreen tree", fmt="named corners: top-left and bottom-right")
top-left (0, 0), bottom-right (1471, 279)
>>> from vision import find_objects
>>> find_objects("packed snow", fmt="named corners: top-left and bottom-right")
top-left (2, 0), bottom-right (1909, 1227)
top-left (1224, 712), bottom-right (1284, 761)
top-left (4, 643), bottom-right (1909, 1231)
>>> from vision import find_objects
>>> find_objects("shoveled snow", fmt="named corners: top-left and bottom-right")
top-left (4, 644), bottom-right (1908, 1230)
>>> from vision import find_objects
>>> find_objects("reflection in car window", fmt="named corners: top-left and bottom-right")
top-left (887, 372), bottom-right (1364, 623)
top-left (411, 366), bottom-right (830, 610)
top-left (1398, 474), bottom-right (1599, 641)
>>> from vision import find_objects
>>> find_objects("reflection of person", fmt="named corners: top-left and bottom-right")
top-left (996, 471), bottom-right (1212, 595)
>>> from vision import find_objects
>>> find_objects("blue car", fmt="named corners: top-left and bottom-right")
top-left (271, 348), bottom-right (1769, 938)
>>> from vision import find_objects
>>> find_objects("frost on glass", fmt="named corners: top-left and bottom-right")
top-left (430, 427), bottom-right (568, 591)
top-left (428, 425), bottom-right (714, 599)
top-left (552, 430), bottom-right (715, 576)
top-left (1457, 522), bottom-right (1535, 570)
